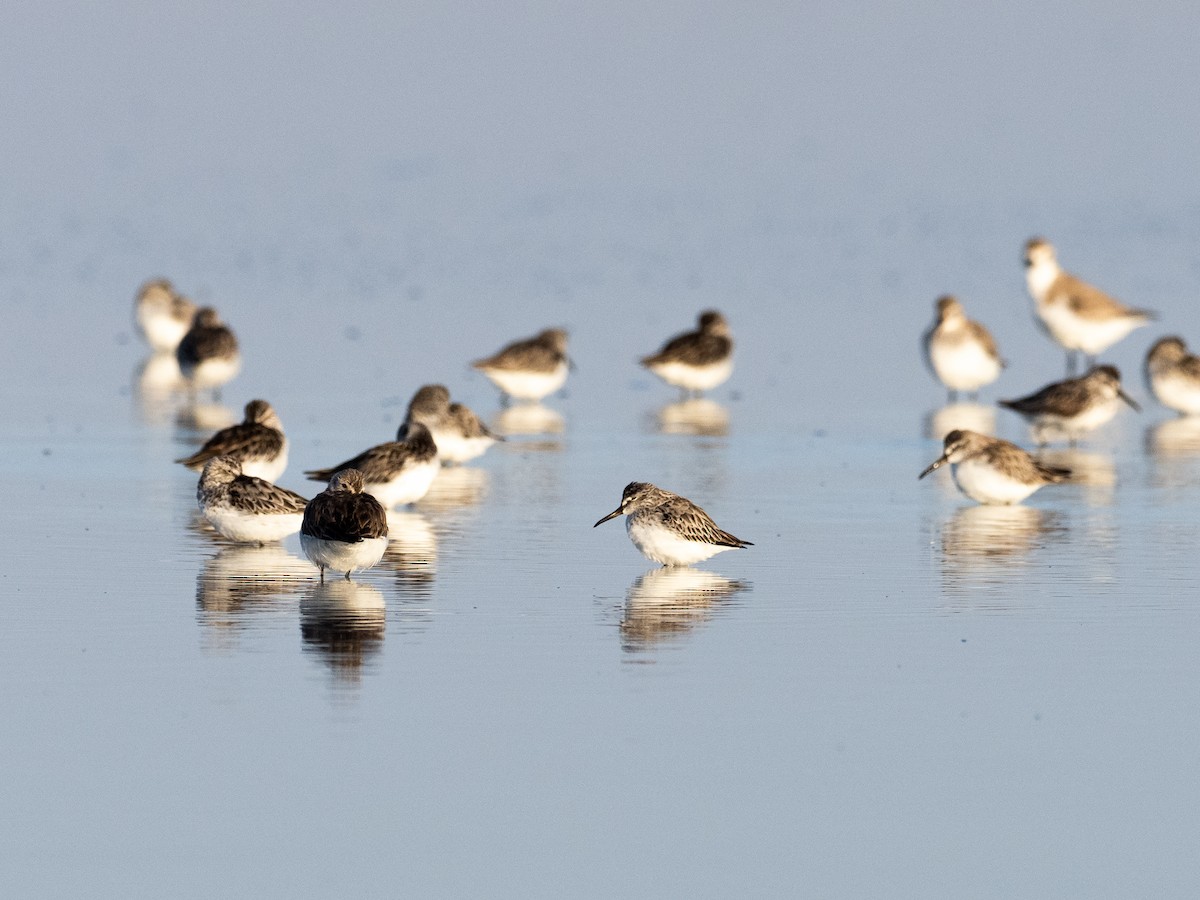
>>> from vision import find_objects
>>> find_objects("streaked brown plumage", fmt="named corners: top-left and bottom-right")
top-left (641, 311), bottom-right (732, 368)
top-left (176, 399), bottom-right (286, 472)
top-left (301, 470), bottom-right (388, 544)
top-left (304, 421), bottom-right (438, 484)
top-left (999, 366), bottom-right (1136, 419)
top-left (472, 328), bottom-right (568, 373)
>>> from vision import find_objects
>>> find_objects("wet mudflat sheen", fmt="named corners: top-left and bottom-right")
top-left (4, 4), bottom-right (1200, 898)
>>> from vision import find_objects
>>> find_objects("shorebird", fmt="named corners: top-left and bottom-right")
top-left (195, 456), bottom-right (308, 544)
top-left (999, 365), bottom-right (1140, 445)
top-left (919, 429), bottom-right (1071, 505)
top-left (594, 481), bottom-right (752, 566)
top-left (305, 421), bottom-right (440, 508)
top-left (472, 328), bottom-right (569, 403)
top-left (1023, 237), bottom-right (1154, 372)
top-left (300, 469), bottom-right (389, 580)
top-left (922, 295), bottom-right (1004, 400)
top-left (176, 399), bottom-right (289, 481)
top-left (640, 310), bottom-right (734, 397)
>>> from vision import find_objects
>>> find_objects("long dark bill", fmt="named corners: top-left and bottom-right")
top-left (918, 456), bottom-right (948, 480)
top-left (593, 507), bottom-right (623, 527)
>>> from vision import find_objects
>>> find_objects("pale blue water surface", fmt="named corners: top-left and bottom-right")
top-left (3, 3), bottom-right (1200, 898)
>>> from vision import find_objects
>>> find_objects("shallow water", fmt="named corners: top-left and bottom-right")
top-left (5, 4), bottom-right (1200, 898)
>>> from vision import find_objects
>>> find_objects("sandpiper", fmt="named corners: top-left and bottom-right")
top-left (134, 278), bottom-right (197, 352)
top-left (640, 310), bottom-right (734, 396)
top-left (922, 295), bottom-right (1004, 400)
top-left (300, 469), bottom-right (389, 580)
top-left (305, 421), bottom-right (440, 508)
top-left (1023, 237), bottom-right (1154, 372)
top-left (404, 384), bottom-right (501, 465)
top-left (176, 307), bottom-right (241, 396)
top-left (999, 365), bottom-right (1140, 445)
top-left (196, 456), bottom-right (308, 544)
top-left (593, 481), bottom-right (753, 567)
top-left (919, 429), bottom-right (1071, 505)
top-left (1145, 336), bottom-right (1200, 416)
top-left (472, 328), bottom-right (569, 403)
top-left (176, 399), bottom-right (289, 481)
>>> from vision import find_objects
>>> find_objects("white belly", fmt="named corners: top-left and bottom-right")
top-left (300, 534), bottom-right (388, 575)
top-left (627, 517), bottom-right (733, 567)
top-left (139, 312), bottom-right (191, 353)
top-left (1038, 301), bottom-right (1144, 354)
top-left (182, 355), bottom-right (241, 390)
top-left (929, 340), bottom-right (1001, 392)
top-left (481, 361), bottom-right (568, 400)
top-left (240, 445), bottom-right (288, 482)
top-left (646, 357), bottom-right (733, 392)
top-left (366, 458), bottom-right (440, 507)
top-left (1032, 397), bottom-right (1119, 442)
top-left (203, 505), bottom-right (303, 543)
top-left (430, 428), bottom-right (495, 464)
top-left (952, 458), bottom-right (1041, 505)
top-left (1151, 372), bottom-right (1200, 415)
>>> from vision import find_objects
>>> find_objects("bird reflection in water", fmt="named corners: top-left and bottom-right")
top-left (1145, 417), bottom-right (1200, 490)
top-left (382, 510), bottom-right (438, 596)
top-left (939, 505), bottom-right (1068, 597)
top-left (133, 352), bottom-right (189, 425)
top-left (195, 544), bottom-right (311, 652)
top-left (420, 466), bottom-right (489, 511)
top-left (300, 579), bottom-right (386, 688)
top-left (175, 400), bottom-right (236, 436)
top-left (491, 403), bottom-right (565, 451)
top-left (619, 568), bottom-right (750, 655)
top-left (1035, 448), bottom-right (1116, 505)
top-left (651, 398), bottom-right (729, 437)
top-left (923, 402), bottom-right (996, 441)
top-left (1146, 417), bottom-right (1200, 457)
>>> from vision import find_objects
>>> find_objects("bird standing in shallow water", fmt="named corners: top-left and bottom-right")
top-left (919, 430), bottom-right (1071, 506)
top-left (176, 399), bottom-right (289, 481)
top-left (1023, 237), bottom-right (1154, 374)
top-left (301, 469), bottom-right (389, 580)
top-left (594, 481), bottom-right (752, 567)
top-left (922, 295), bottom-right (1004, 401)
top-left (999, 365), bottom-right (1140, 446)
top-left (640, 310), bottom-right (734, 397)
top-left (471, 328), bottom-right (569, 404)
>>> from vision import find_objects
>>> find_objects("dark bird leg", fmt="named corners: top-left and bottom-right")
top-left (344, 570), bottom-right (352, 581)
top-left (318, 565), bottom-right (326, 582)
